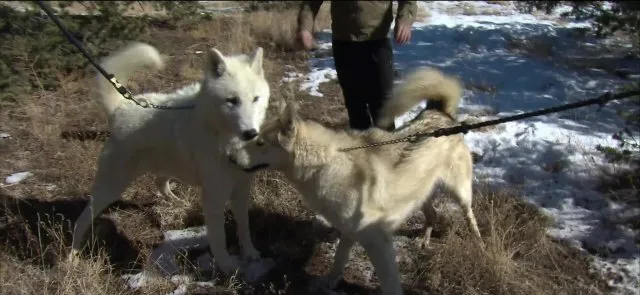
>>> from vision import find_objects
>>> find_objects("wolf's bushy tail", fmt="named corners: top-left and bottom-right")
top-left (376, 67), bottom-right (463, 129)
top-left (94, 42), bottom-right (164, 117)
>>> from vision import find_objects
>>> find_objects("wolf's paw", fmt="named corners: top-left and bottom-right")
top-left (240, 256), bottom-right (275, 284)
top-left (242, 247), bottom-right (261, 262)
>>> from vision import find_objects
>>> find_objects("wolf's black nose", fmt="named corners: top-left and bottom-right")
top-left (241, 129), bottom-right (258, 141)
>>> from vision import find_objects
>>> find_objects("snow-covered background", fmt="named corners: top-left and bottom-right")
top-left (288, 1), bottom-right (640, 294)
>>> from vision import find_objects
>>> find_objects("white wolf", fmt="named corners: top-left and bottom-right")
top-left (229, 67), bottom-right (483, 294)
top-left (69, 42), bottom-right (271, 278)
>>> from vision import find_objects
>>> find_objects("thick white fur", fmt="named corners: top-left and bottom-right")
top-left (230, 67), bottom-right (483, 294)
top-left (70, 42), bottom-right (271, 278)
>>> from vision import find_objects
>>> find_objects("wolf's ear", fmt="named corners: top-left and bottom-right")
top-left (207, 48), bottom-right (227, 78)
top-left (279, 102), bottom-right (299, 136)
top-left (249, 47), bottom-right (264, 76)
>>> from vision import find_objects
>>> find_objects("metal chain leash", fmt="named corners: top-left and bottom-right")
top-left (35, 0), bottom-right (195, 110)
top-left (339, 136), bottom-right (421, 152)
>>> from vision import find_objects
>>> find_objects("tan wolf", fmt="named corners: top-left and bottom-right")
top-left (228, 67), bottom-right (483, 294)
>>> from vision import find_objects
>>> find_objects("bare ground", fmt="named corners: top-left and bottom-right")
top-left (0, 2), bottom-right (613, 295)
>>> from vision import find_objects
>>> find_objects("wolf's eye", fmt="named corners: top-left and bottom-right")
top-left (256, 138), bottom-right (264, 146)
top-left (226, 97), bottom-right (239, 106)
top-left (253, 96), bottom-right (260, 103)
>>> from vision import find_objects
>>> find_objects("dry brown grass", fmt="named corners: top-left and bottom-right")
top-left (0, 205), bottom-right (174, 295)
top-left (0, 4), bottom-right (325, 294)
top-left (0, 252), bottom-right (132, 295)
top-left (403, 187), bottom-right (607, 295)
top-left (0, 2), bottom-right (612, 295)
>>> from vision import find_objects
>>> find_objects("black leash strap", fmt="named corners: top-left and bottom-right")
top-left (339, 88), bottom-right (640, 151)
top-left (425, 89), bottom-right (640, 137)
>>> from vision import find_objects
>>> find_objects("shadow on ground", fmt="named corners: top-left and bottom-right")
top-left (0, 193), bottom-right (143, 270)
top-left (158, 206), bottom-right (437, 294)
top-left (0, 191), bottom-right (402, 294)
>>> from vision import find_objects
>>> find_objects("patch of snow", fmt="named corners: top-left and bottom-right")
top-left (298, 1), bottom-right (640, 294)
top-left (127, 226), bottom-right (274, 294)
top-left (163, 226), bottom-right (207, 241)
top-left (299, 67), bottom-right (337, 97)
top-left (422, 1), bottom-right (592, 29)
top-left (122, 271), bottom-right (157, 290)
top-left (4, 172), bottom-right (33, 185)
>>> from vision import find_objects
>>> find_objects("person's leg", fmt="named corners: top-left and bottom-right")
top-left (332, 40), bottom-right (373, 130)
top-left (366, 38), bottom-right (395, 130)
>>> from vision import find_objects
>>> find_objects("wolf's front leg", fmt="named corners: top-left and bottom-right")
top-left (230, 176), bottom-right (260, 261)
top-left (359, 228), bottom-right (404, 295)
top-left (327, 236), bottom-right (354, 286)
top-left (200, 166), bottom-right (237, 277)
top-left (310, 236), bottom-right (354, 292)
